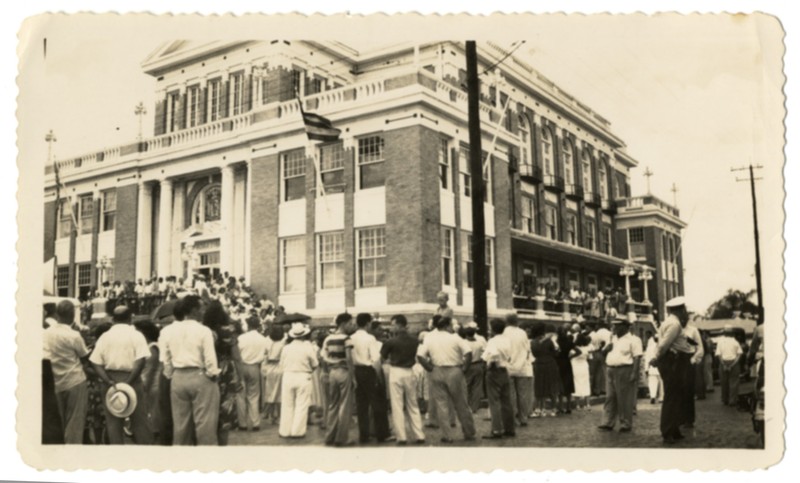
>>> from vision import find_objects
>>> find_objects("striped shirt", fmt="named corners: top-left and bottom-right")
top-left (321, 333), bottom-right (352, 367)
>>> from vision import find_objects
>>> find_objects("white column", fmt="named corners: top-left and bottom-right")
top-left (244, 160), bottom-right (252, 282)
top-left (171, 181), bottom-right (186, 277)
top-left (135, 181), bottom-right (153, 280)
top-left (233, 169), bottom-right (247, 278)
top-left (157, 179), bottom-right (173, 277)
top-left (220, 164), bottom-right (235, 275)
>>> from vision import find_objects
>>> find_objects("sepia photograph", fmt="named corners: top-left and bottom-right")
top-left (14, 10), bottom-right (787, 473)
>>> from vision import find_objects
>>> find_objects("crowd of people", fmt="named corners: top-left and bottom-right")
top-left (512, 281), bottom-right (634, 320)
top-left (42, 283), bottom-right (763, 447)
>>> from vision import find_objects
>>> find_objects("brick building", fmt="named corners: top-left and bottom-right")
top-left (43, 40), bottom-right (685, 325)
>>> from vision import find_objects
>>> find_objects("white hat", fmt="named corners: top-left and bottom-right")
top-left (289, 322), bottom-right (311, 339)
top-left (105, 383), bottom-right (137, 419)
top-left (465, 321), bottom-right (479, 330)
top-left (665, 296), bottom-right (686, 308)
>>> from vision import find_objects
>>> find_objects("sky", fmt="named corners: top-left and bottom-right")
top-left (17, 13), bottom-right (786, 315)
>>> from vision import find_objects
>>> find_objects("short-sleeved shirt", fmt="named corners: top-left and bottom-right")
top-left (482, 333), bottom-right (512, 368)
top-left (590, 328), bottom-right (612, 351)
top-left (605, 332), bottom-right (644, 366)
top-left (715, 336), bottom-right (743, 362)
top-left (43, 323), bottom-right (89, 392)
top-left (159, 319), bottom-right (220, 377)
top-left (238, 330), bottom-right (269, 365)
top-left (321, 333), bottom-right (352, 368)
top-left (656, 315), bottom-right (695, 357)
top-left (265, 337), bottom-right (287, 362)
top-left (683, 325), bottom-right (705, 364)
top-left (416, 330), bottom-right (471, 367)
top-left (467, 335), bottom-right (487, 362)
top-left (350, 330), bottom-right (381, 366)
top-left (504, 325), bottom-right (534, 377)
top-left (89, 323), bottom-right (151, 371)
top-left (280, 340), bottom-right (319, 373)
top-left (380, 332), bottom-right (419, 368)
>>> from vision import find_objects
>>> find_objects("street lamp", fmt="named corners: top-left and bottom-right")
top-left (619, 260), bottom-right (636, 303)
top-left (638, 268), bottom-right (653, 303)
top-left (181, 244), bottom-right (199, 278)
top-left (96, 255), bottom-right (112, 284)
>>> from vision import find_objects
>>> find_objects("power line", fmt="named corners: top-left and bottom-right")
top-left (481, 40), bottom-right (526, 76)
top-left (731, 163), bottom-right (764, 325)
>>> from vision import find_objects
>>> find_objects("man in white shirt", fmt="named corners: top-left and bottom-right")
top-left (43, 300), bottom-right (90, 444)
top-left (504, 314), bottom-right (533, 426)
top-left (598, 318), bottom-right (642, 432)
top-left (417, 316), bottom-right (476, 443)
top-left (715, 325), bottom-right (743, 406)
top-left (160, 295), bottom-right (221, 445)
top-left (590, 322), bottom-right (612, 396)
top-left (236, 316), bottom-right (269, 431)
top-left (89, 305), bottom-right (153, 444)
top-left (279, 323), bottom-right (319, 438)
top-left (350, 313), bottom-right (391, 443)
top-left (463, 321), bottom-right (487, 413)
top-left (481, 318), bottom-right (515, 439)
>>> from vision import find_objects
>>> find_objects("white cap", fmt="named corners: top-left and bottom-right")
top-left (465, 321), bottom-right (479, 330)
top-left (665, 296), bottom-right (686, 308)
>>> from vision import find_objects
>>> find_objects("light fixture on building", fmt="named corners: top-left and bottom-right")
top-left (619, 260), bottom-right (636, 303)
top-left (96, 255), bottom-right (113, 283)
top-left (638, 268), bottom-right (653, 303)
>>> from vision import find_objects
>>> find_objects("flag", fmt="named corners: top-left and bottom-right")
top-left (301, 111), bottom-right (341, 142)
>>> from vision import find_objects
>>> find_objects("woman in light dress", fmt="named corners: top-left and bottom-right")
top-left (570, 331), bottom-right (592, 410)
top-left (262, 324), bottom-right (287, 424)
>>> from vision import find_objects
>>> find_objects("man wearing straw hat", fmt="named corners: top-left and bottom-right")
top-left (89, 305), bottom-right (153, 444)
top-left (279, 322), bottom-right (319, 438)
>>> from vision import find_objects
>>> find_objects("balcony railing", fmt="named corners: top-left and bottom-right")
top-left (616, 195), bottom-right (681, 218)
top-left (518, 163), bottom-right (543, 184)
top-left (584, 191), bottom-right (601, 207)
top-left (543, 174), bottom-right (565, 192)
top-left (601, 198), bottom-right (617, 212)
top-left (565, 183), bottom-right (584, 199)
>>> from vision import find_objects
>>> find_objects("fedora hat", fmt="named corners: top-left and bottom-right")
top-left (288, 322), bottom-right (311, 339)
top-left (105, 383), bottom-right (137, 419)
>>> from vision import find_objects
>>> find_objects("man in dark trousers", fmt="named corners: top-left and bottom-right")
top-left (481, 318), bottom-right (515, 439)
top-left (350, 313), bottom-right (391, 443)
top-left (653, 297), bottom-right (695, 444)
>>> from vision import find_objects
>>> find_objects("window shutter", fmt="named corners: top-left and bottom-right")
top-left (220, 80), bottom-right (230, 118)
top-left (153, 99), bottom-right (166, 136)
top-left (177, 92), bottom-right (187, 130)
top-left (532, 121), bottom-right (542, 168)
top-left (451, 147), bottom-right (459, 194)
top-left (199, 87), bottom-right (207, 125)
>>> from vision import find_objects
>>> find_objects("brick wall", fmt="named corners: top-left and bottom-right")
top-left (114, 184), bottom-right (139, 282)
top-left (250, 154), bottom-right (280, 298)
top-left (43, 201), bottom-right (56, 262)
top-left (385, 125), bottom-right (442, 305)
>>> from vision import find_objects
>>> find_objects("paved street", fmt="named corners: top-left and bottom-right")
top-left (228, 395), bottom-right (761, 449)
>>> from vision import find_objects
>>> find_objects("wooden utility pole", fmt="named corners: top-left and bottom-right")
top-left (732, 164), bottom-right (764, 325)
top-left (466, 41), bottom-right (488, 336)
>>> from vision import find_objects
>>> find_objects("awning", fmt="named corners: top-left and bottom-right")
top-left (510, 229), bottom-right (634, 274)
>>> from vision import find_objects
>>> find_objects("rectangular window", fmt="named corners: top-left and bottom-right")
top-left (56, 266), bottom-right (69, 296)
top-left (102, 190), bottom-right (116, 232)
top-left (566, 214), bottom-right (577, 245)
top-left (79, 195), bottom-right (94, 235)
top-left (291, 69), bottom-right (303, 97)
top-left (439, 139), bottom-right (450, 191)
top-left (318, 142), bottom-right (346, 193)
top-left (281, 237), bottom-right (306, 293)
top-left (585, 220), bottom-right (596, 250)
top-left (358, 136), bottom-right (385, 189)
top-left (459, 147), bottom-right (491, 202)
top-left (629, 227), bottom-right (644, 243)
top-left (602, 227), bottom-right (612, 255)
top-left (282, 150), bottom-right (307, 202)
top-left (77, 263), bottom-right (92, 300)
top-left (442, 228), bottom-right (453, 287)
top-left (542, 133), bottom-right (553, 176)
top-left (231, 72), bottom-right (244, 116)
top-left (629, 227), bottom-right (645, 258)
top-left (521, 195), bottom-right (536, 234)
top-left (465, 235), bottom-right (493, 290)
top-left (58, 199), bottom-right (72, 238)
top-left (260, 77), bottom-right (269, 105)
top-left (318, 232), bottom-right (344, 290)
top-left (209, 79), bottom-right (222, 122)
top-left (357, 227), bottom-right (386, 288)
top-left (307, 76), bottom-right (324, 95)
top-left (187, 85), bottom-right (200, 127)
top-left (547, 266), bottom-right (560, 291)
top-left (568, 271), bottom-right (580, 289)
top-left (104, 259), bottom-right (115, 285)
top-left (545, 205), bottom-right (558, 240)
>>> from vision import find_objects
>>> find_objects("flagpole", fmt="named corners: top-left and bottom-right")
top-left (47, 130), bottom-right (59, 295)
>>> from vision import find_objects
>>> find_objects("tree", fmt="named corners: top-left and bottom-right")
top-left (705, 288), bottom-right (758, 319)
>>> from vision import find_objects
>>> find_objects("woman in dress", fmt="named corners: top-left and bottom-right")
top-left (203, 300), bottom-right (243, 446)
top-left (530, 323), bottom-right (561, 417)
top-left (571, 332), bottom-right (592, 410)
top-left (555, 324), bottom-right (575, 414)
top-left (262, 324), bottom-right (286, 424)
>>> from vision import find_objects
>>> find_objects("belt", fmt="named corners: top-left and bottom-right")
top-left (434, 365), bottom-right (460, 368)
top-left (173, 366), bottom-right (203, 371)
top-left (607, 364), bottom-right (633, 368)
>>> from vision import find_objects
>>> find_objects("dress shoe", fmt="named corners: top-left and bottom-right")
top-left (413, 439), bottom-right (426, 445)
top-left (597, 425), bottom-right (614, 431)
top-left (440, 437), bottom-right (454, 444)
top-left (396, 440), bottom-right (407, 446)
top-left (619, 427), bottom-right (632, 433)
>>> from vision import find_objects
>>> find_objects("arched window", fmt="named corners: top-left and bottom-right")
top-left (192, 183), bottom-right (222, 226)
top-left (562, 141), bottom-right (574, 185)
top-left (598, 160), bottom-right (607, 200)
top-left (518, 118), bottom-right (530, 167)
top-left (542, 128), bottom-right (555, 177)
top-left (581, 150), bottom-right (593, 193)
